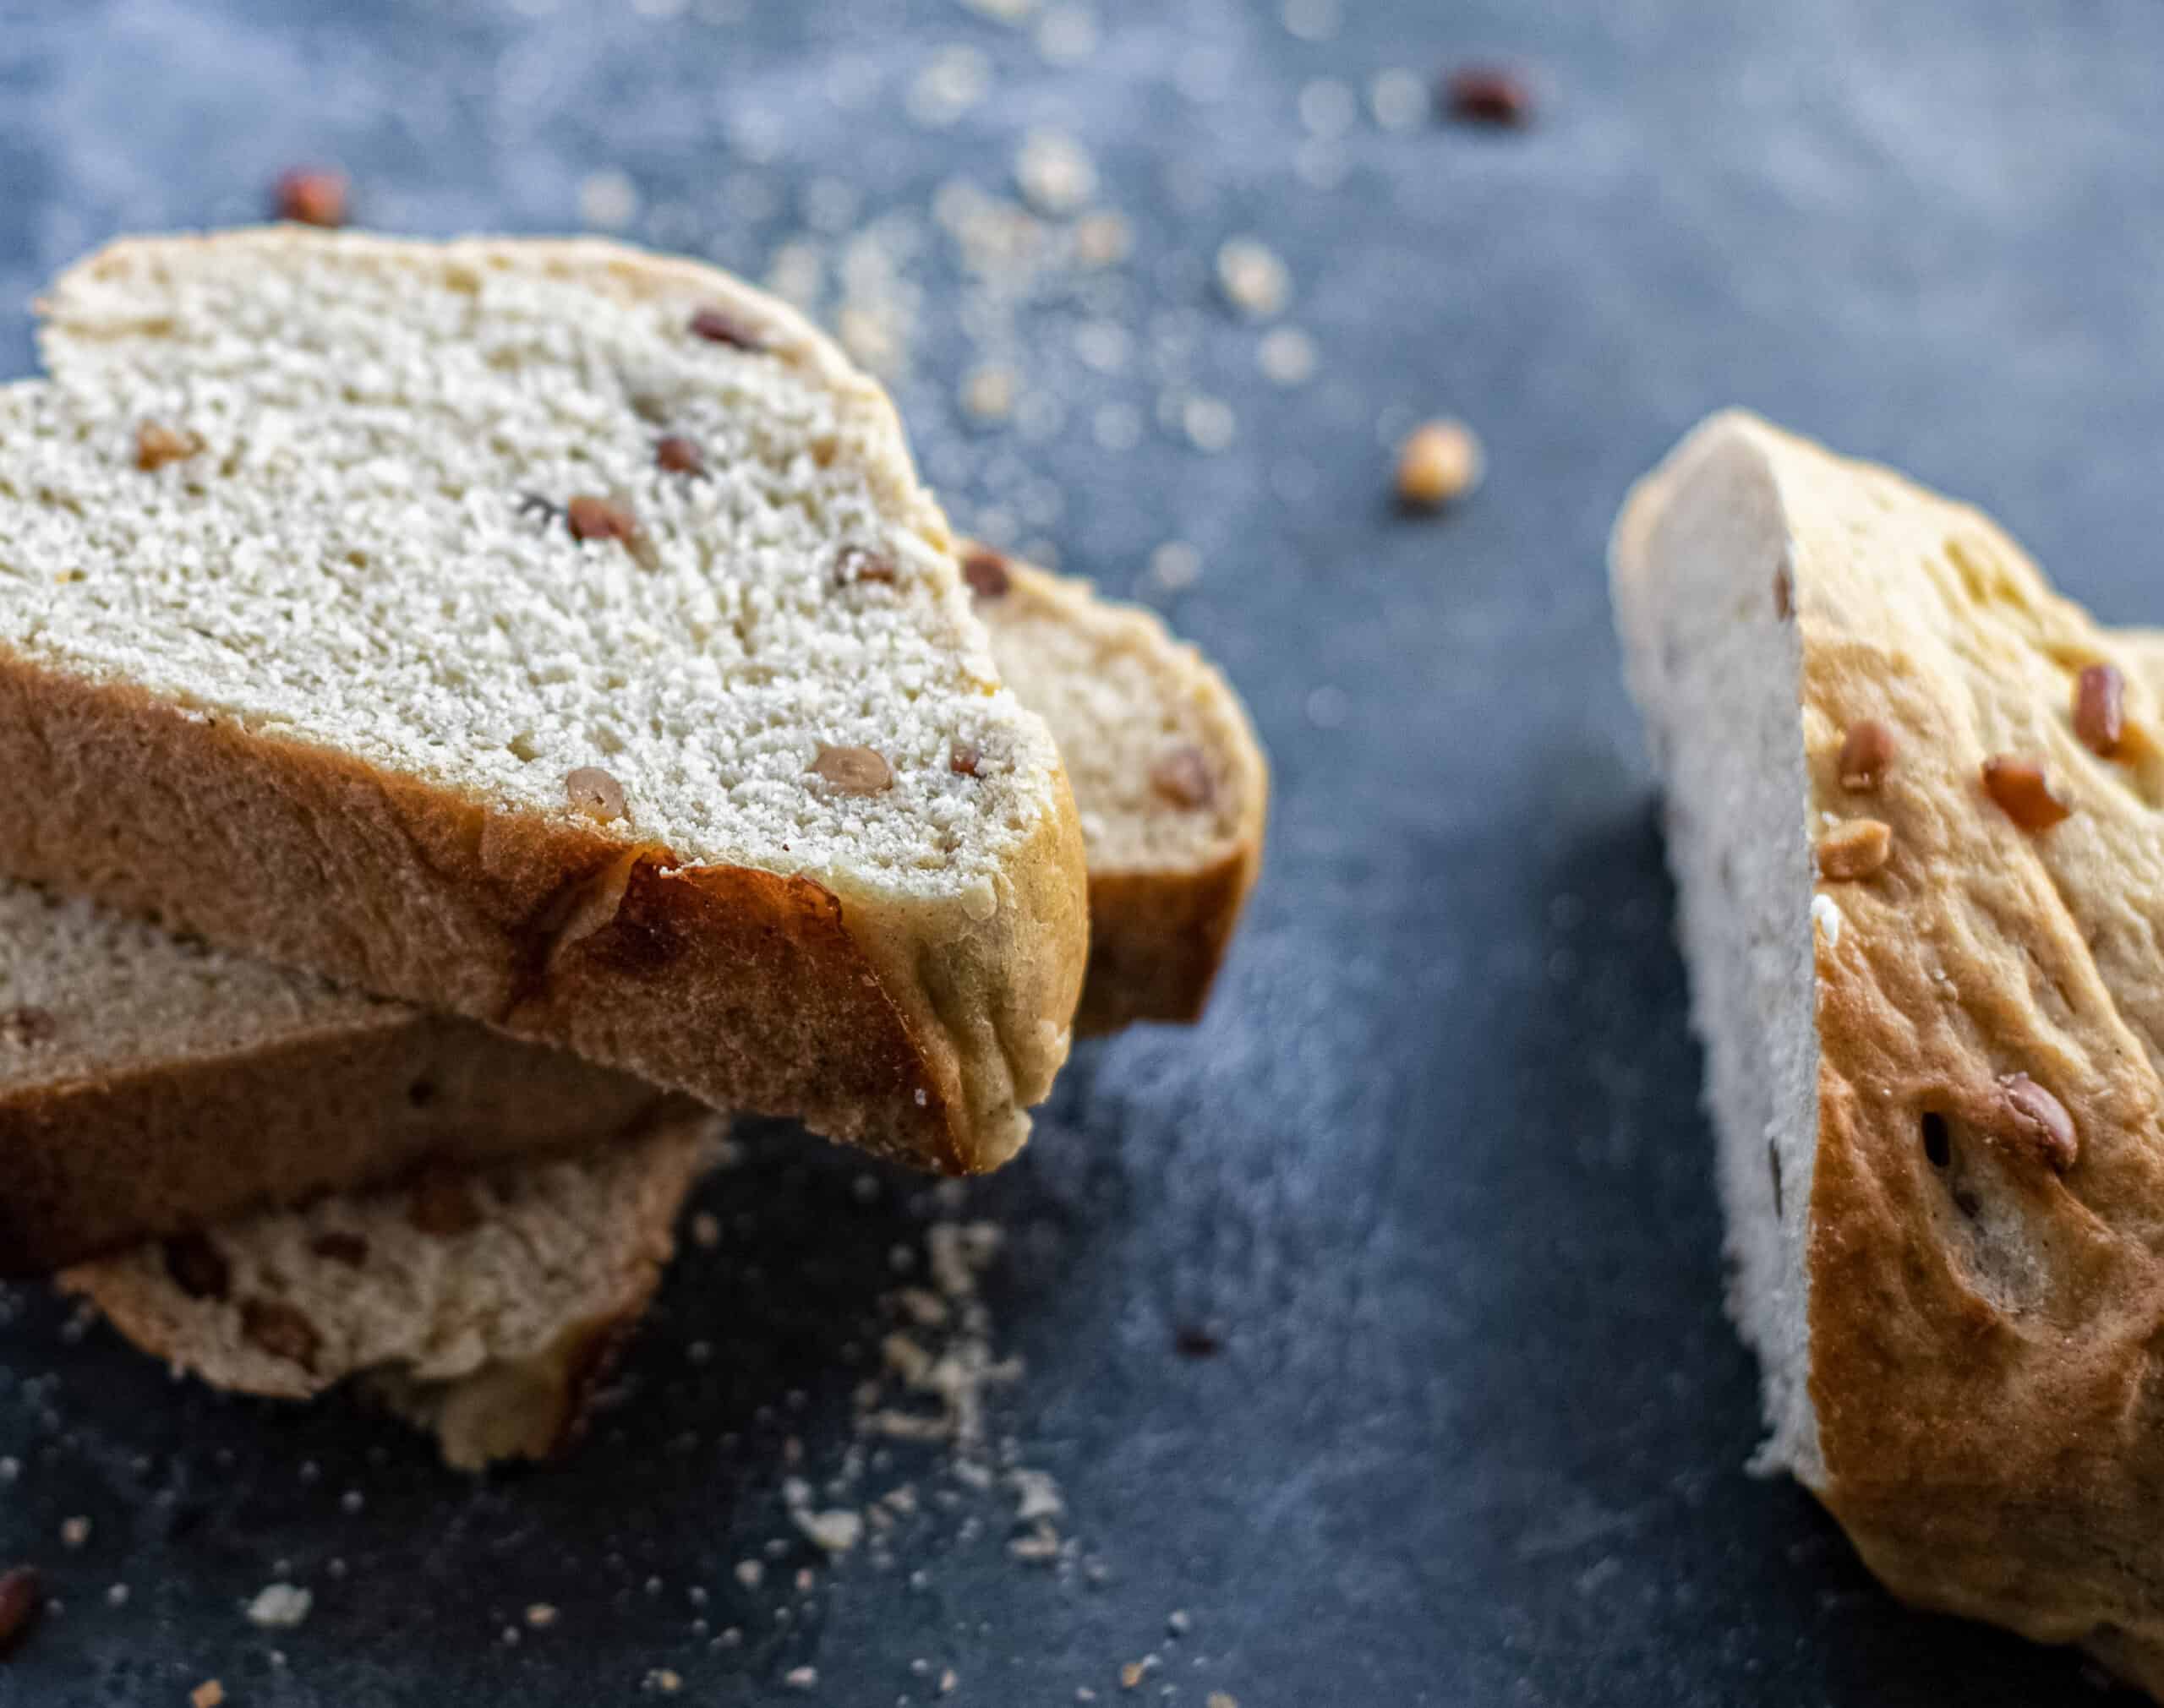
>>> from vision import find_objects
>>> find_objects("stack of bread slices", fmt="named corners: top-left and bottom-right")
top-left (0, 228), bottom-right (1266, 1466)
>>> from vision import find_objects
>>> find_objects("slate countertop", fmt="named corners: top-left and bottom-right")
top-left (2, 1), bottom-right (2160, 1702)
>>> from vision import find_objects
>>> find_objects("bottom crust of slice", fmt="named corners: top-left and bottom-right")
top-left (60, 1104), bottom-right (719, 1466)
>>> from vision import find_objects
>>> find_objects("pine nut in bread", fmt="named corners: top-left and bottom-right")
top-left (1614, 409), bottom-right (2164, 1697)
top-left (2, 228), bottom-right (1090, 1174)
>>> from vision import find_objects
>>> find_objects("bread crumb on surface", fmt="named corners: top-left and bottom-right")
top-left (1257, 325), bottom-right (1317, 386)
top-left (577, 168), bottom-right (641, 232)
top-left (1370, 67), bottom-right (1428, 130)
top-left (1014, 129), bottom-right (1097, 216)
top-left (784, 1664), bottom-right (819, 1690)
top-left (792, 1505), bottom-right (866, 1554)
top-left (58, 1516), bottom-right (90, 1550)
top-left (1216, 239), bottom-right (1290, 318)
top-left (643, 1667), bottom-right (683, 1694)
top-left (524, 1602), bottom-right (558, 1629)
top-left (190, 1683), bottom-right (226, 1708)
top-left (244, 1582), bottom-right (311, 1629)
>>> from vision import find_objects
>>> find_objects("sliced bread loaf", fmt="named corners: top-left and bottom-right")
top-left (960, 548), bottom-right (1266, 1032)
top-left (1, 227), bottom-right (1087, 1174)
top-left (60, 557), bottom-right (1269, 1462)
top-left (60, 1106), bottom-right (719, 1471)
top-left (2, 555), bottom-right (1264, 1273)
top-left (1614, 410), bottom-right (2164, 1694)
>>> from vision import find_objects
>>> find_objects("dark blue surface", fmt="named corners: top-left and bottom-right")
top-left (2, 1), bottom-right (2160, 1701)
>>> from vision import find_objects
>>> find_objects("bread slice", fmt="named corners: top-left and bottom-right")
top-left (1, 554), bottom-right (1263, 1273)
top-left (1615, 410), bottom-right (2164, 1692)
top-left (58, 559), bottom-right (1269, 1462)
top-left (0, 882), bottom-right (669, 1273)
top-left (961, 550), bottom-right (1266, 1033)
top-left (1, 227), bottom-right (1087, 1175)
top-left (61, 1105), bottom-right (719, 1471)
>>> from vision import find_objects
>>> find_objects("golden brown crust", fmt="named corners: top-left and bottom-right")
top-left (389, 1303), bottom-right (651, 1471)
top-left (0, 1008), bottom-right (664, 1274)
top-left (1078, 848), bottom-right (1260, 1034)
top-left (1653, 415), bottom-right (2164, 1687)
top-left (0, 645), bottom-right (1079, 1176)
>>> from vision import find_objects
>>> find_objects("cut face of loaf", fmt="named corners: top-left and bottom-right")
top-left (1, 227), bottom-right (1089, 1173)
top-left (2, 554), bottom-right (1267, 1273)
top-left (60, 1107), bottom-right (720, 1471)
top-left (1614, 411), bottom-right (2164, 1694)
top-left (57, 559), bottom-right (1271, 1464)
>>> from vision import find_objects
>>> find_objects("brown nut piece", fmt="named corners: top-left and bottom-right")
top-left (0, 1566), bottom-right (42, 1658)
top-left (1816, 818), bottom-right (1892, 881)
top-left (1443, 65), bottom-right (1535, 127)
top-left (839, 548), bottom-right (898, 586)
top-left (812, 744), bottom-right (893, 795)
top-left (1837, 719), bottom-right (1894, 790)
top-left (1150, 745), bottom-right (1216, 810)
top-left (1981, 756), bottom-right (2072, 830)
top-left (0, 1005), bottom-right (57, 1046)
top-left (273, 167), bottom-right (348, 228)
top-left (134, 420), bottom-right (204, 472)
top-left (1998, 1072), bottom-right (2078, 1171)
top-left (689, 305), bottom-right (762, 350)
top-left (566, 494), bottom-right (640, 544)
top-left (2074, 662), bottom-right (2125, 756)
top-left (240, 1299), bottom-right (321, 1371)
top-left (1395, 419), bottom-right (1484, 510)
top-left (164, 1232), bottom-right (231, 1301)
top-left (950, 743), bottom-right (981, 778)
top-left (566, 766), bottom-right (629, 822)
top-left (655, 434), bottom-right (705, 476)
top-left (961, 547), bottom-right (1013, 599)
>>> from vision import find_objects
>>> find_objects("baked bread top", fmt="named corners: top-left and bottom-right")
top-left (0, 228), bottom-right (1089, 1171)
top-left (1615, 410), bottom-right (2164, 1687)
